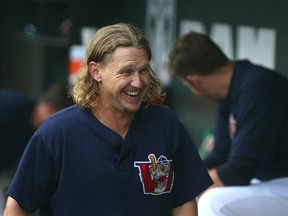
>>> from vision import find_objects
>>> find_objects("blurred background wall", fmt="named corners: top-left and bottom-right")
top-left (1, 0), bottom-right (287, 147)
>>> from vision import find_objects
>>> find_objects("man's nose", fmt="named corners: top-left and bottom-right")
top-left (131, 73), bottom-right (142, 87)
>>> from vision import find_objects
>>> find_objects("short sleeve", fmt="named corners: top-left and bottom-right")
top-left (7, 132), bottom-right (56, 213)
top-left (172, 123), bottom-right (213, 207)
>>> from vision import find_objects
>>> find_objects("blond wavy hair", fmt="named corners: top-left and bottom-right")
top-left (70, 23), bottom-right (165, 108)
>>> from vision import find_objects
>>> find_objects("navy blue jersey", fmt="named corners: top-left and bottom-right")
top-left (207, 60), bottom-right (288, 182)
top-left (0, 90), bottom-right (35, 170)
top-left (7, 104), bottom-right (212, 216)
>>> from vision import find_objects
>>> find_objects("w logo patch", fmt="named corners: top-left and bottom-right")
top-left (134, 154), bottom-right (174, 195)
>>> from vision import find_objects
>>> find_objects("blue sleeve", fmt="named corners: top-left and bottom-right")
top-left (217, 157), bottom-right (258, 185)
top-left (204, 102), bottom-right (230, 168)
top-left (6, 132), bottom-right (56, 213)
top-left (172, 122), bottom-right (213, 207)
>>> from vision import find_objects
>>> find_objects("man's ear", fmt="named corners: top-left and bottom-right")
top-left (185, 74), bottom-right (202, 89)
top-left (89, 61), bottom-right (102, 82)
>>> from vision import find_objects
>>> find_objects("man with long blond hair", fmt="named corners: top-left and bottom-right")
top-left (4, 23), bottom-right (212, 216)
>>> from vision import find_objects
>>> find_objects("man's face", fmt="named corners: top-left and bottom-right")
top-left (182, 75), bottom-right (221, 101)
top-left (182, 75), bottom-right (213, 99)
top-left (181, 76), bottom-right (209, 98)
top-left (94, 47), bottom-right (150, 114)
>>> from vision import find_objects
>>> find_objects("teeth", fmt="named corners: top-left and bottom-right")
top-left (125, 91), bottom-right (140, 96)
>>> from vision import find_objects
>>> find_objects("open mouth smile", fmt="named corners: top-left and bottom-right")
top-left (124, 91), bottom-right (141, 97)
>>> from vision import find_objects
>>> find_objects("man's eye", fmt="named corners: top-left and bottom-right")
top-left (122, 70), bottom-right (132, 75)
top-left (140, 70), bottom-right (149, 75)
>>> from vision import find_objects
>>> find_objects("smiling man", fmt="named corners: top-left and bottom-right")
top-left (3, 23), bottom-right (212, 216)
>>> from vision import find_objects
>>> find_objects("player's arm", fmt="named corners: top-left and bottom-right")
top-left (3, 196), bottom-right (33, 216)
top-left (172, 199), bottom-right (197, 216)
top-left (207, 168), bottom-right (224, 187)
top-left (197, 168), bottom-right (224, 197)
top-left (200, 157), bottom-right (258, 198)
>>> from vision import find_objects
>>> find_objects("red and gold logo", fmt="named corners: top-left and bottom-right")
top-left (134, 154), bottom-right (174, 195)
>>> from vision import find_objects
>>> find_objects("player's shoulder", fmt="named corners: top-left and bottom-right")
top-left (48, 104), bottom-right (79, 121)
top-left (38, 104), bottom-right (81, 133)
top-left (142, 103), bottom-right (179, 122)
top-left (144, 103), bottom-right (174, 114)
top-left (235, 60), bottom-right (288, 92)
